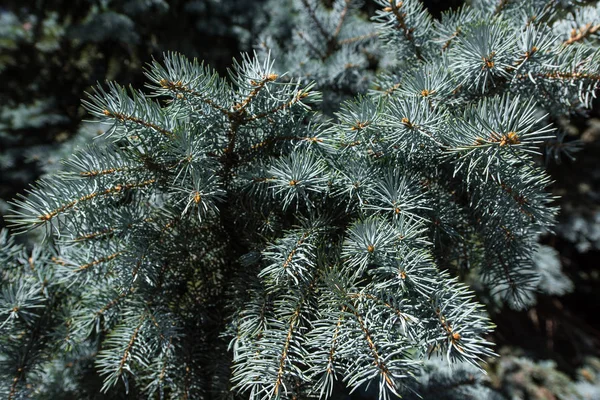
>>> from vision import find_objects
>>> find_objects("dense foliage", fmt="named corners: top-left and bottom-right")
top-left (1, 0), bottom-right (599, 399)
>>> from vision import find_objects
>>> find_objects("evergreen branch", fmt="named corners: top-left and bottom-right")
top-left (376, 82), bottom-right (402, 96)
top-left (147, 312), bottom-right (166, 341)
top-left (326, 306), bottom-right (346, 374)
top-left (563, 23), bottom-right (599, 46)
top-left (338, 32), bottom-right (379, 45)
top-left (79, 166), bottom-right (136, 178)
top-left (96, 289), bottom-right (134, 317)
top-left (8, 370), bottom-right (22, 400)
top-left (244, 135), bottom-right (323, 154)
top-left (333, 0), bottom-right (352, 40)
top-left (223, 74), bottom-right (281, 169)
top-left (245, 90), bottom-right (310, 122)
top-left (130, 257), bottom-right (145, 284)
top-left (160, 217), bottom-right (180, 234)
top-left (74, 251), bottom-right (123, 273)
top-left (158, 79), bottom-right (232, 116)
top-left (5, 20), bottom-right (592, 394)
top-left (73, 216), bottom-right (156, 242)
top-left (273, 302), bottom-right (303, 397)
top-left (37, 179), bottom-right (156, 224)
top-left (297, 31), bottom-right (327, 59)
top-left (300, 0), bottom-right (332, 43)
top-left (152, 336), bottom-right (175, 392)
top-left (7, 292), bottom-right (53, 400)
top-left (251, 176), bottom-right (277, 183)
top-left (434, 306), bottom-right (463, 352)
top-left (260, 225), bottom-right (322, 285)
top-left (118, 316), bottom-right (146, 375)
top-left (349, 293), bottom-right (414, 326)
top-left (233, 74), bottom-right (278, 114)
top-left (282, 232), bottom-right (311, 273)
top-left (491, 176), bottom-right (535, 221)
top-left (384, 0), bottom-right (424, 61)
top-left (524, 0), bottom-right (550, 27)
top-left (349, 300), bottom-right (396, 390)
top-left (74, 227), bottom-right (116, 242)
top-left (442, 29), bottom-right (460, 51)
top-left (103, 109), bottom-right (172, 137)
top-left (537, 71), bottom-right (600, 81)
top-left (497, 253), bottom-right (516, 289)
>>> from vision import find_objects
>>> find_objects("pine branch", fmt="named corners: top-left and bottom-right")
top-left (74, 227), bottom-right (116, 242)
top-left (326, 305), bottom-right (346, 374)
top-left (244, 135), bottom-right (323, 155)
top-left (332, 0), bottom-right (351, 40)
top-left (78, 166), bottom-right (136, 178)
top-left (103, 109), bottom-right (173, 137)
top-left (297, 30), bottom-right (327, 59)
top-left (233, 73), bottom-right (278, 114)
top-left (74, 251), bottom-right (123, 273)
top-left (158, 79), bottom-right (232, 117)
top-left (442, 29), bottom-right (460, 51)
top-left (96, 289), bottom-right (134, 317)
top-left (384, 0), bottom-right (424, 61)
top-left (118, 317), bottom-right (145, 376)
top-left (7, 2), bottom-right (598, 390)
top-left (563, 23), bottom-right (599, 46)
top-left (537, 71), bottom-right (600, 81)
top-left (349, 292), bottom-right (416, 331)
top-left (338, 31), bottom-right (379, 45)
top-left (273, 302), bottom-right (302, 397)
top-left (300, 0), bottom-right (332, 43)
top-left (37, 179), bottom-right (156, 224)
top-left (349, 300), bottom-right (397, 391)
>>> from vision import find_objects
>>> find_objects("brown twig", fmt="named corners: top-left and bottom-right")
top-left (349, 300), bottom-right (396, 389)
top-left (159, 79), bottom-right (232, 117)
top-left (333, 0), bottom-right (351, 40)
top-left (339, 32), bottom-right (379, 45)
top-left (273, 303), bottom-right (302, 396)
top-left (75, 251), bottom-right (123, 273)
top-left (385, 0), bottom-right (424, 61)
top-left (564, 23), bottom-right (600, 46)
top-left (38, 179), bottom-right (156, 223)
top-left (325, 306), bottom-right (347, 374)
top-left (103, 109), bottom-right (172, 137)
top-left (118, 317), bottom-right (145, 373)
top-left (300, 0), bottom-right (332, 42)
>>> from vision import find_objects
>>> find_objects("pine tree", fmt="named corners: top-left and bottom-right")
top-left (2, 0), bottom-right (600, 399)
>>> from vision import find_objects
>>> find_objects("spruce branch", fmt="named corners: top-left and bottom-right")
top-left (348, 299), bottom-right (399, 396)
top-left (300, 0), bottom-right (333, 44)
top-left (73, 251), bottom-right (124, 273)
top-left (102, 109), bottom-right (173, 137)
top-left (5, 0), bottom-right (600, 393)
top-left (385, 0), bottom-right (423, 60)
top-left (563, 22), bottom-right (600, 46)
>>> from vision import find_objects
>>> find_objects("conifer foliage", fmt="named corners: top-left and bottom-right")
top-left (2, 0), bottom-right (600, 399)
top-left (256, 0), bottom-right (384, 113)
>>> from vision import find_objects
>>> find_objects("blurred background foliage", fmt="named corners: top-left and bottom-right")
top-left (0, 0), bottom-right (599, 398)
